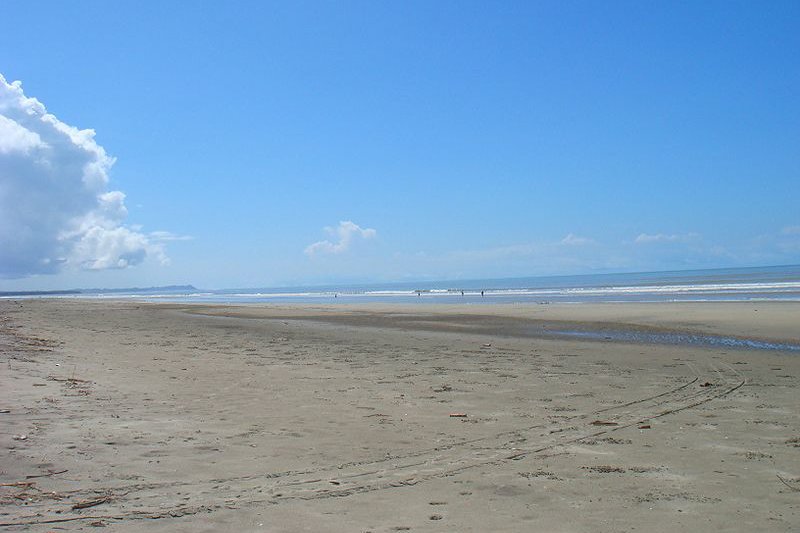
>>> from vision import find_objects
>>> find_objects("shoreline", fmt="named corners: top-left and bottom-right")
top-left (171, 300), bottom-right (800, 349)
top-left (1, 299), bottom-right (798, 531)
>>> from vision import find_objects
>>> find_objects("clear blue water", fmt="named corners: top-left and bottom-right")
top-left (8, 264), bottom-right (798, 352)
top-left (139, 264), bottom-right (800, 304)
top-left (548, 329), bottom-right (800, 352)
top-left (9, 264), bottom-right (800, 304)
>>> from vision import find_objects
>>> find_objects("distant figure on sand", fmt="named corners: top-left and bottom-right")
top-left (481, 290), bottom-right (484, 297)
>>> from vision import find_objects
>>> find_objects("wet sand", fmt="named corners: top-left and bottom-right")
top-left (1, 299), bottom-right (799, 531)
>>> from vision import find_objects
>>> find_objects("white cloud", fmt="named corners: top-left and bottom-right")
top-left (0, 114), bottom-right (44, 154)
top-left (0, 74), bottom-right (168, 278)
top-left (634, 232), bottom-right (699, 244)
top-left (305, 221), bottom-right (377, 256)
top-left (560, 233), bottom-right (593, 246)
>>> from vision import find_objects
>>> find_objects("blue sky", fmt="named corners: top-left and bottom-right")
top-left (1, 1), bottom-right (798, 290)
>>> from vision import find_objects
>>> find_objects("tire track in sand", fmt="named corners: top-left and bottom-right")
top-left (1, 356), bottom-right (744, 527)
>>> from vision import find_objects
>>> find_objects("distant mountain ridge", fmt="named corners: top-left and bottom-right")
top-left (0, 285), bottom-right (197, 297)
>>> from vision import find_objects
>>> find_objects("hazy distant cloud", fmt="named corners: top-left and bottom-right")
top-left (781, 225), bottom-right (800, 235)
top-left (305, 221), bottom-right (377, 256)
top-left (634, 232), bottom-right (700, 244)
top-left (443, 234), bottom-right (594, 265)
top-left (0, 74), bottom-right (168, 278)
top-left (560, 233), bottom-right (593, 246)
top-left (777, 226), bottom-right (800, 253)
top-left (427, 233), bottom-right (619, 277)
top-left (149, 231), bottom-right (193, 242)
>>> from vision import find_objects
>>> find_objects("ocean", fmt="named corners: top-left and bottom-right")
top-left (71, 264), bottom-right (800, 304)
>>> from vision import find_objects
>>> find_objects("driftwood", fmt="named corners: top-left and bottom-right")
top-left (72, 496), bottom-right (111, 510)
top-left (0, 481), bottom-right (35, 488)
top-left (590, 420), bottom-right (619, 426)
top-left (26, 469), bottom-right (68, 479)
top-left (48, 376), bottom-right (91, 383)
top-left (777, 474), bottom-right (800, 492)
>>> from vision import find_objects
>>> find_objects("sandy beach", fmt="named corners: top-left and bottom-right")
top-left (1, 299), bottom-right (798, 531)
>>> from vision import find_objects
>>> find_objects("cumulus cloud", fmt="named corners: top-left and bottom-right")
top-left (305, 221), bottom-right (377, 256)
top-left (0, 74), bottom-right (167, 278)
top-left (634, 232), bottom-right (700, 244)
top-left (0, 114), bottom-right (43, 154)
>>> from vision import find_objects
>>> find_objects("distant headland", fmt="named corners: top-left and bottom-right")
top-left (0, 285), bottom-right (197, 297)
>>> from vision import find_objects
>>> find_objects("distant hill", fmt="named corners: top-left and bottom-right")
top-left (78, 285), bottom-right (198, 294)
top-left (0, 285), bottom-right (198, 297)
top-left (0, 289), bottom-right (82, 297)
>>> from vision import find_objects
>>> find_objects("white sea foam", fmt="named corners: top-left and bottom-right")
top-left (338, 282), bottom-right (794, 297)
top-left (353, 281), bottom-right (800, 298)
top-left (73, 279), bottom-right (800, 302)
top-left (7, 266), bottom-right (799, 303)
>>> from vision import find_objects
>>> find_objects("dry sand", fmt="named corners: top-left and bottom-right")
top-left (1, 299), bottom-right (798, 531)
